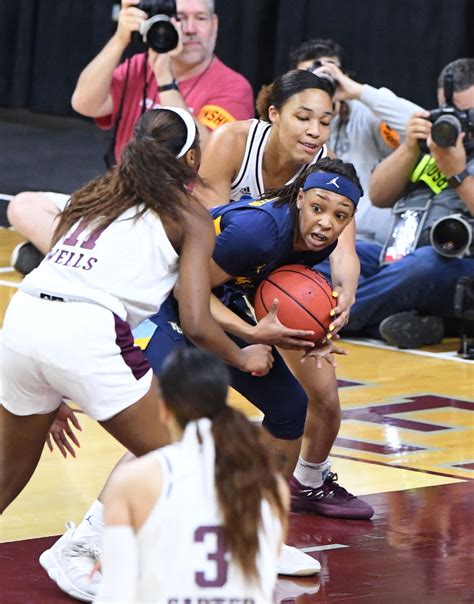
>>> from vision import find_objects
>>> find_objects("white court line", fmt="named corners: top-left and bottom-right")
top-left (301, 544), bottom-right (349, 552)
top-left (0, 267), bottom-right (14, 273)
top-left (0, 280), bottom-right (19, 288)
top-left (346, 337), bottom-right (471, 364)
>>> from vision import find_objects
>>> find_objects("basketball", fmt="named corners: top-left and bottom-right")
top-left (254, 265), bottom-right (336, 342)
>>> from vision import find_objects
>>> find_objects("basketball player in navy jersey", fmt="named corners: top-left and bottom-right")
top-left (197, 70), bottom-right (369, 520)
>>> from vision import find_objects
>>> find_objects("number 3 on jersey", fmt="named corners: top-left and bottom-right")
top-left (194, 526), bottom-right (228, 588)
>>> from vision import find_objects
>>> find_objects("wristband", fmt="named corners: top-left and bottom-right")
top-left (448, 168), bottom-right (469, 189)
top-left (158, 80), bottom-right (178, 93)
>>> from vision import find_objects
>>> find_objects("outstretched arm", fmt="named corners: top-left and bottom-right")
top-left (176, 205), bottom-right (273, 375)
top-left (328, 220), bottom-right (360, 333)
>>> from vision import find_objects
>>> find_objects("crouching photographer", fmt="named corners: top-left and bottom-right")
top-left (330, 59), bottom-right (473, 349)
top-left (364, 58), bottom-right (474, 349)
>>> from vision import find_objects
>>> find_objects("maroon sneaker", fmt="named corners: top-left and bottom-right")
top-left (290, 473), bottom-right (374, 520)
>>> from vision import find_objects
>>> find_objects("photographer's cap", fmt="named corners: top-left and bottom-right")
top-left (302, 171), bottom-right (361, 207)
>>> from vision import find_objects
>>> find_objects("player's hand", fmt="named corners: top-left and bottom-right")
top-left (115, 0), bottom-right (148, 46)
top-left (301, 337), bottom-right (348, 369)
top-left (428, 131), bottom-right (467, 178)
top-left (252, 298), bottom-right (316, 350)
top-left (239, 344), bottom-right (274, 377)
top-left (328, 287), bottom-right (354, 333)
top-left (404, 110), bottom-right (432, 153)
top-left (46, 402), bottom-right (82, 458)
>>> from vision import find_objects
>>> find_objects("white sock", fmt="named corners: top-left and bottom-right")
top-left (293, 457), bottom-right (331, 488)
top-left (74, 499), bottom-right (104, 539)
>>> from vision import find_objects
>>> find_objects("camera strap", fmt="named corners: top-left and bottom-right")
top-left (410, 154), bottom-right (449, 195)
top-left (103, 57), bottom-right (132, 170)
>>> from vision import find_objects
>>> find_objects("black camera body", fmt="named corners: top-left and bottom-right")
top-left (137, 0), bottom-right (178, 53)
top-left (428, 105), bottom-right (474, 149)
top-left (309, 60), bottom-right (337, 95)
top-left (420, 72), bottom-right (474, 152)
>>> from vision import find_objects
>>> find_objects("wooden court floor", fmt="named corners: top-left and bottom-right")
top-left (1, 228), bottom-right (473, 603)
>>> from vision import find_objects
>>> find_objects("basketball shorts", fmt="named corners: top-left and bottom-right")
top-left (1, 291), bottom-right (152, 420)
top-left (142, 296), bottom-right (308, 440)
top-left (43, 191), bottom-right (70, 212)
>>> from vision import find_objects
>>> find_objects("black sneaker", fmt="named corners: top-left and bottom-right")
top-left (0, 198), bottom-right (12, 228)
top-left (11, 242), bottom-right (45, 275)
top-left (379, 311), bottom-right (444, 349)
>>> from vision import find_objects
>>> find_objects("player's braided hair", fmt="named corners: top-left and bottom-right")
top-left (52, 109), bottom-right (203, 246)
top-left (159, 348), bottom-right (287, 583)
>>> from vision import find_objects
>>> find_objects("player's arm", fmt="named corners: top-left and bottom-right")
top-left (328, 219), bottom-right (360, 332)
top-left (370, 111), bottom-right (432, 207)
top-left (197, 122), bottom-right (247, 208)
top-left (176, 205), bottom-right (273, 375)
top-left (71, 1), bottom-right (146, 118)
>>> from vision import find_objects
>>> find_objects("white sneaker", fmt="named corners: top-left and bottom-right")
top-left (39, 521), bottom-right (102, 602)
top-left (277, 543), bottom-right (321, 576)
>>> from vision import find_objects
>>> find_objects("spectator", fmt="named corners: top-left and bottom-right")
top-left (7, 0), bottom-right (254, 275)
top-left (356, 58), bottom-right (474, 348)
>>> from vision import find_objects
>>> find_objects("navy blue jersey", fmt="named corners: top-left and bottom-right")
top-left (210, 197), bottom-right (337, 300)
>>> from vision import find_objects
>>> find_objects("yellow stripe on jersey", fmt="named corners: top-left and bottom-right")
top-left (197, 104), bottom-right (236, 130)
top-left (214, 215), bottom-right (222, 235)
top-left (134, 336), bottom-right (152, 351)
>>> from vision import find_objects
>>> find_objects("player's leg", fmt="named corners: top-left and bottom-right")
top-left (0, 406), bottom-right (57, 512)
top-left (280, 349), bottom-right (374, 519)
top-left (7, 191), bottom-right (69, 274)
top-left (7, 191), bottom-right (65, 253)
top-left (38, 309), bottom-right (184, 600)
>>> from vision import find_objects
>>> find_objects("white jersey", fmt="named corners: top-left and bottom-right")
top-left (230, 119), bottom-right (328, 201)
top-left (21, 206), bottom-right (179, 329)
top-left (132, 420), bottom-right (282, 603)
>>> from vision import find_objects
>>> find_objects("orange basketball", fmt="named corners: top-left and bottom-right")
top-left (254, 265), bottom-right (336, 343)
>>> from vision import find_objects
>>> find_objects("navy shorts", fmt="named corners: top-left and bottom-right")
top-left (144, 296), bottom-right (307, 440)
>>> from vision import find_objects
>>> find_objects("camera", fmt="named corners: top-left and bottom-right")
top-left (308, 60), bottom-right (337, 94)
top-left (137, 0), bottom-right (178, 54)
top-left (430, 212), bottom-right (474, 258)
top-left (420, 72), bottom-right (474, 152)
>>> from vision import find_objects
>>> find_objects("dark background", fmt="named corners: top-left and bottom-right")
top-left (0, 0), bottom-right (472, 193)
top-left (1, 0), bottom-right (473, 114)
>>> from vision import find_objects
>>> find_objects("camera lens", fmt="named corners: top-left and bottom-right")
top-left (431, 115), bottom-right (461, 147)
top-left (430, 214), bottom-right (472, 257)
top-left (147, 18), bottom-right (179, 53)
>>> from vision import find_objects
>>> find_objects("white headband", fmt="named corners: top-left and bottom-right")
top-left (161, 106), bottom-right (198, 158)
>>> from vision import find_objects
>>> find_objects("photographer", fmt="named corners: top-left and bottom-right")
top-left (7, 0), bottom-right (254, 275)
top-left (289, 38), bottom-right (421, 248)
top-left (73, 0), bottom-right (254, 156)
top-left (346, 58), bottom-right (473, 348)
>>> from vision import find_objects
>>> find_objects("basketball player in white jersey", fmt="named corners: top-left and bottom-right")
top-left (0, 108), bottom-right (274, 514)
top-left (94, 348), bottom-right (288, 603)
top-left (195, 70), bottom-right (372, 521)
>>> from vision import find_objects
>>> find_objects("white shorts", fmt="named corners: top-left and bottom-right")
top-left (1, 291), bottom-right (152, 421)
top-left (43, 191), bottom-right (70, 212)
